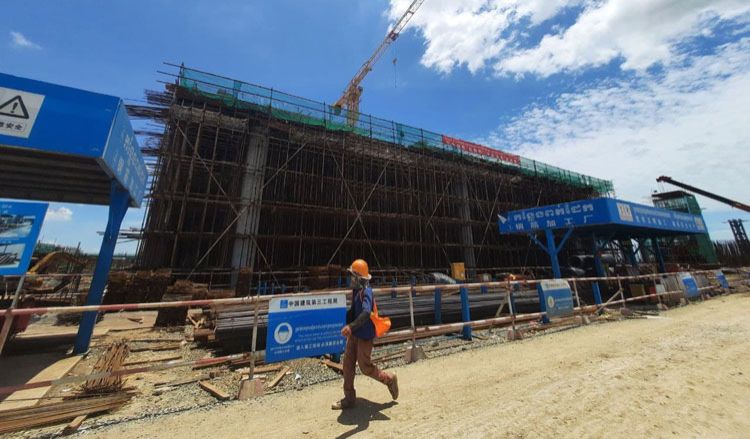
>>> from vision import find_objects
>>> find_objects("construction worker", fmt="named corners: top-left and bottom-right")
top-left (332, 259), bottom-right (398, 410)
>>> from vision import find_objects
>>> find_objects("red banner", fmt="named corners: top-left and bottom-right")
top-left (442, 135), bottom-right (521, 166)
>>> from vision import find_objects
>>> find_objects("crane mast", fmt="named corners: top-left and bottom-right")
top-left (334, 0), bottom-right (426, 125)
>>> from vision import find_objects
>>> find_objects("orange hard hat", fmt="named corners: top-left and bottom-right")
top-left (348, 259), bottom-right (371, 280)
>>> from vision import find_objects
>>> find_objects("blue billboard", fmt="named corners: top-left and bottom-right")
top-left (0, 201), bottom-right (48, 276)
top-left (537, 279), bottom-right (575, 321)
top-left (266, 293), bottom-right (347, 363)
top-left (0, 73), bottom-right (147, 207)
top-left (499, 197), bottom-right (707, 235)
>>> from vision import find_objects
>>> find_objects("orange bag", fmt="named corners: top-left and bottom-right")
top-left (370, 299), bottom-right (391, 337)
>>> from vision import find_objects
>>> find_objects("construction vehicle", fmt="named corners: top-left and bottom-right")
top-left (334, 0), bottom-right (426, 125)
top-left (656, 176), bottom-right (750, 213)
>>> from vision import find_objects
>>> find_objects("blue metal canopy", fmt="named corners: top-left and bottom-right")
top-left (0, 73), bottom-right (147, 207)
top-left (497, 197), bottom-right (709, 301)
top-left (0, 73), bottom-right (148, 355)
top-left (498, 197), bottom-right (707, 239)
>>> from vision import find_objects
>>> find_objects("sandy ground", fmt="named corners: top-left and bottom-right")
top-left (72, 290), bottom-right (750, 439)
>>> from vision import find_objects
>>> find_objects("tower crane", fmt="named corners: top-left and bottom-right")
top-left (334, 0), bottom-right (426, 125)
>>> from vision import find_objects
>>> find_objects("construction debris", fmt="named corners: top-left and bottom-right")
top-left (155, 280), bottom-right (208, 327)
top-left (123, 354), bottom-right (181, 367)
top-left (198, 381), bottom-right (230, 401)
top-left (130, 343), bottom-right (182, 352)
top-left (154, 372), bottom-right (216, 389)
top-left (104, 270), bottom-right (171, 304)
top-left (267, 366), bottom-right (291, 390)
top-left (62, 414), bottom-right (87, 435)
top-left (321, 359), bottom-right (344, 374)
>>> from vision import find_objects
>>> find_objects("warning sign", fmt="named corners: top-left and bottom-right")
top-left (0, 87), bottom-right (44, 139)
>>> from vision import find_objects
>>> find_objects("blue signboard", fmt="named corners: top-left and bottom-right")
top-left (0, 200), bottom-right (47, 276)
top-left (679, 273), bottom-right (700, 298)
top-left (499, 197), bottom-right (707, 235)
top-left (537, 279), bottom-right (575, 320)
top-left (0, 73), bottom-right (147, 207)
top-left (100, 101), bottom-right (148, 206)
top-left (715, 271), bottom-right (729, 289)
top-left (266, 293), bottom-right (347, 363)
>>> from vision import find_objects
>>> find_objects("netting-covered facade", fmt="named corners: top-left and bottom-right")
top-left (132, 65), bottom-right (614, 288)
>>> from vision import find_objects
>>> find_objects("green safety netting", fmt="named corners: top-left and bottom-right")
top-left (177, 67), bottom-right (614, 194)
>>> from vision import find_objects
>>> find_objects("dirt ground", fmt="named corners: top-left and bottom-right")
top-left (72, 290), bottom-right (750, 439)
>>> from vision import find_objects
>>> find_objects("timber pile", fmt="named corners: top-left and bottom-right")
top-left (235, 267), bottom-right (253, 296)
top-left (104, 269), bottom-right (171, 304)
top-left (103, 271), bottom-right (130, 305)
top-left (307, 265), bottom-right (343, 290)
top-left (155, 280), bottom-right (208, 327)
top-left (206, 289), bottom-right (235, 300)
top-left (0, 394), bottom-right (131, 434)
top-left (135, 269), bottom-right (173, 302)
top-left (82, 341), bottom-right (129, 394)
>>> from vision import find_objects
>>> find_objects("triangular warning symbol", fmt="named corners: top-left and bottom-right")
top-left (0, 96), bottom-right (30, 119)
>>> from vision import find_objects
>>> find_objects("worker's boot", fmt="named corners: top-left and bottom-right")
top-left (387, 373), bottom-right (399, 400)
top-left (331, 399), bottom-right (355, 410)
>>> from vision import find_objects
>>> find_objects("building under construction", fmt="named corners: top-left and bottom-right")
top-left (130, 66), bottom-right (614, 289)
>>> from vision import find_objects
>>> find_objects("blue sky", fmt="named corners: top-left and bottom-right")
top-left (2, 0), bottom-right (749, 254)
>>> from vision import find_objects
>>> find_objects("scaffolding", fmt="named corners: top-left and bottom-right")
top-left (651, 190), bottom-right (718, 264)
top-left (130, 65), bottom-right (614, 289)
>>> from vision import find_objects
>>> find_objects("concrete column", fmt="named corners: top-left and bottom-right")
top-left (455, 173), bottom-right (476, 278)
top-left (231, 125), bottom-right (269, 287)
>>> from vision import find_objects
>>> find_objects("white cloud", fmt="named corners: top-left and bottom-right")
top-left (387, 0), bottom-right (750, 76)
top-left (46, 206), bottom-right (73, 222)
top-left (9, 31), bottom-right (41, 50)
top-left (486, 39), bottom-right (750, 212)
top-left (498, 0), bottom-right (750, 76)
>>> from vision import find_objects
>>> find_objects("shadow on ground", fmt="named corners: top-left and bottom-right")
top-left (336, 398), bottom-right (397, 439)
top-left (0, 352), bottom-right (66, 402)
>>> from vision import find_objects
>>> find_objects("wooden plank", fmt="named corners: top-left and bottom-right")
top-left (321, 359), bottom-right (343, 373)
top-left (62, 414), bottom-right (87, 434)
top-left (193, 328), bottom-right (214, 339)
top-left (198, 381), bottom-right (230, 401)
top-left (266, 366), bottom-right (290, 389)
top-left (187, 314), bottom-right (200, 328)
top-left (247, 364), bottom-right (283, 374)
top-left (123, 354), bottom-right (181, 366)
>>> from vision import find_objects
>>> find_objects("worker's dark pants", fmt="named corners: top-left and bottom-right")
top-left (343, 335), bottom-right (393, 402)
